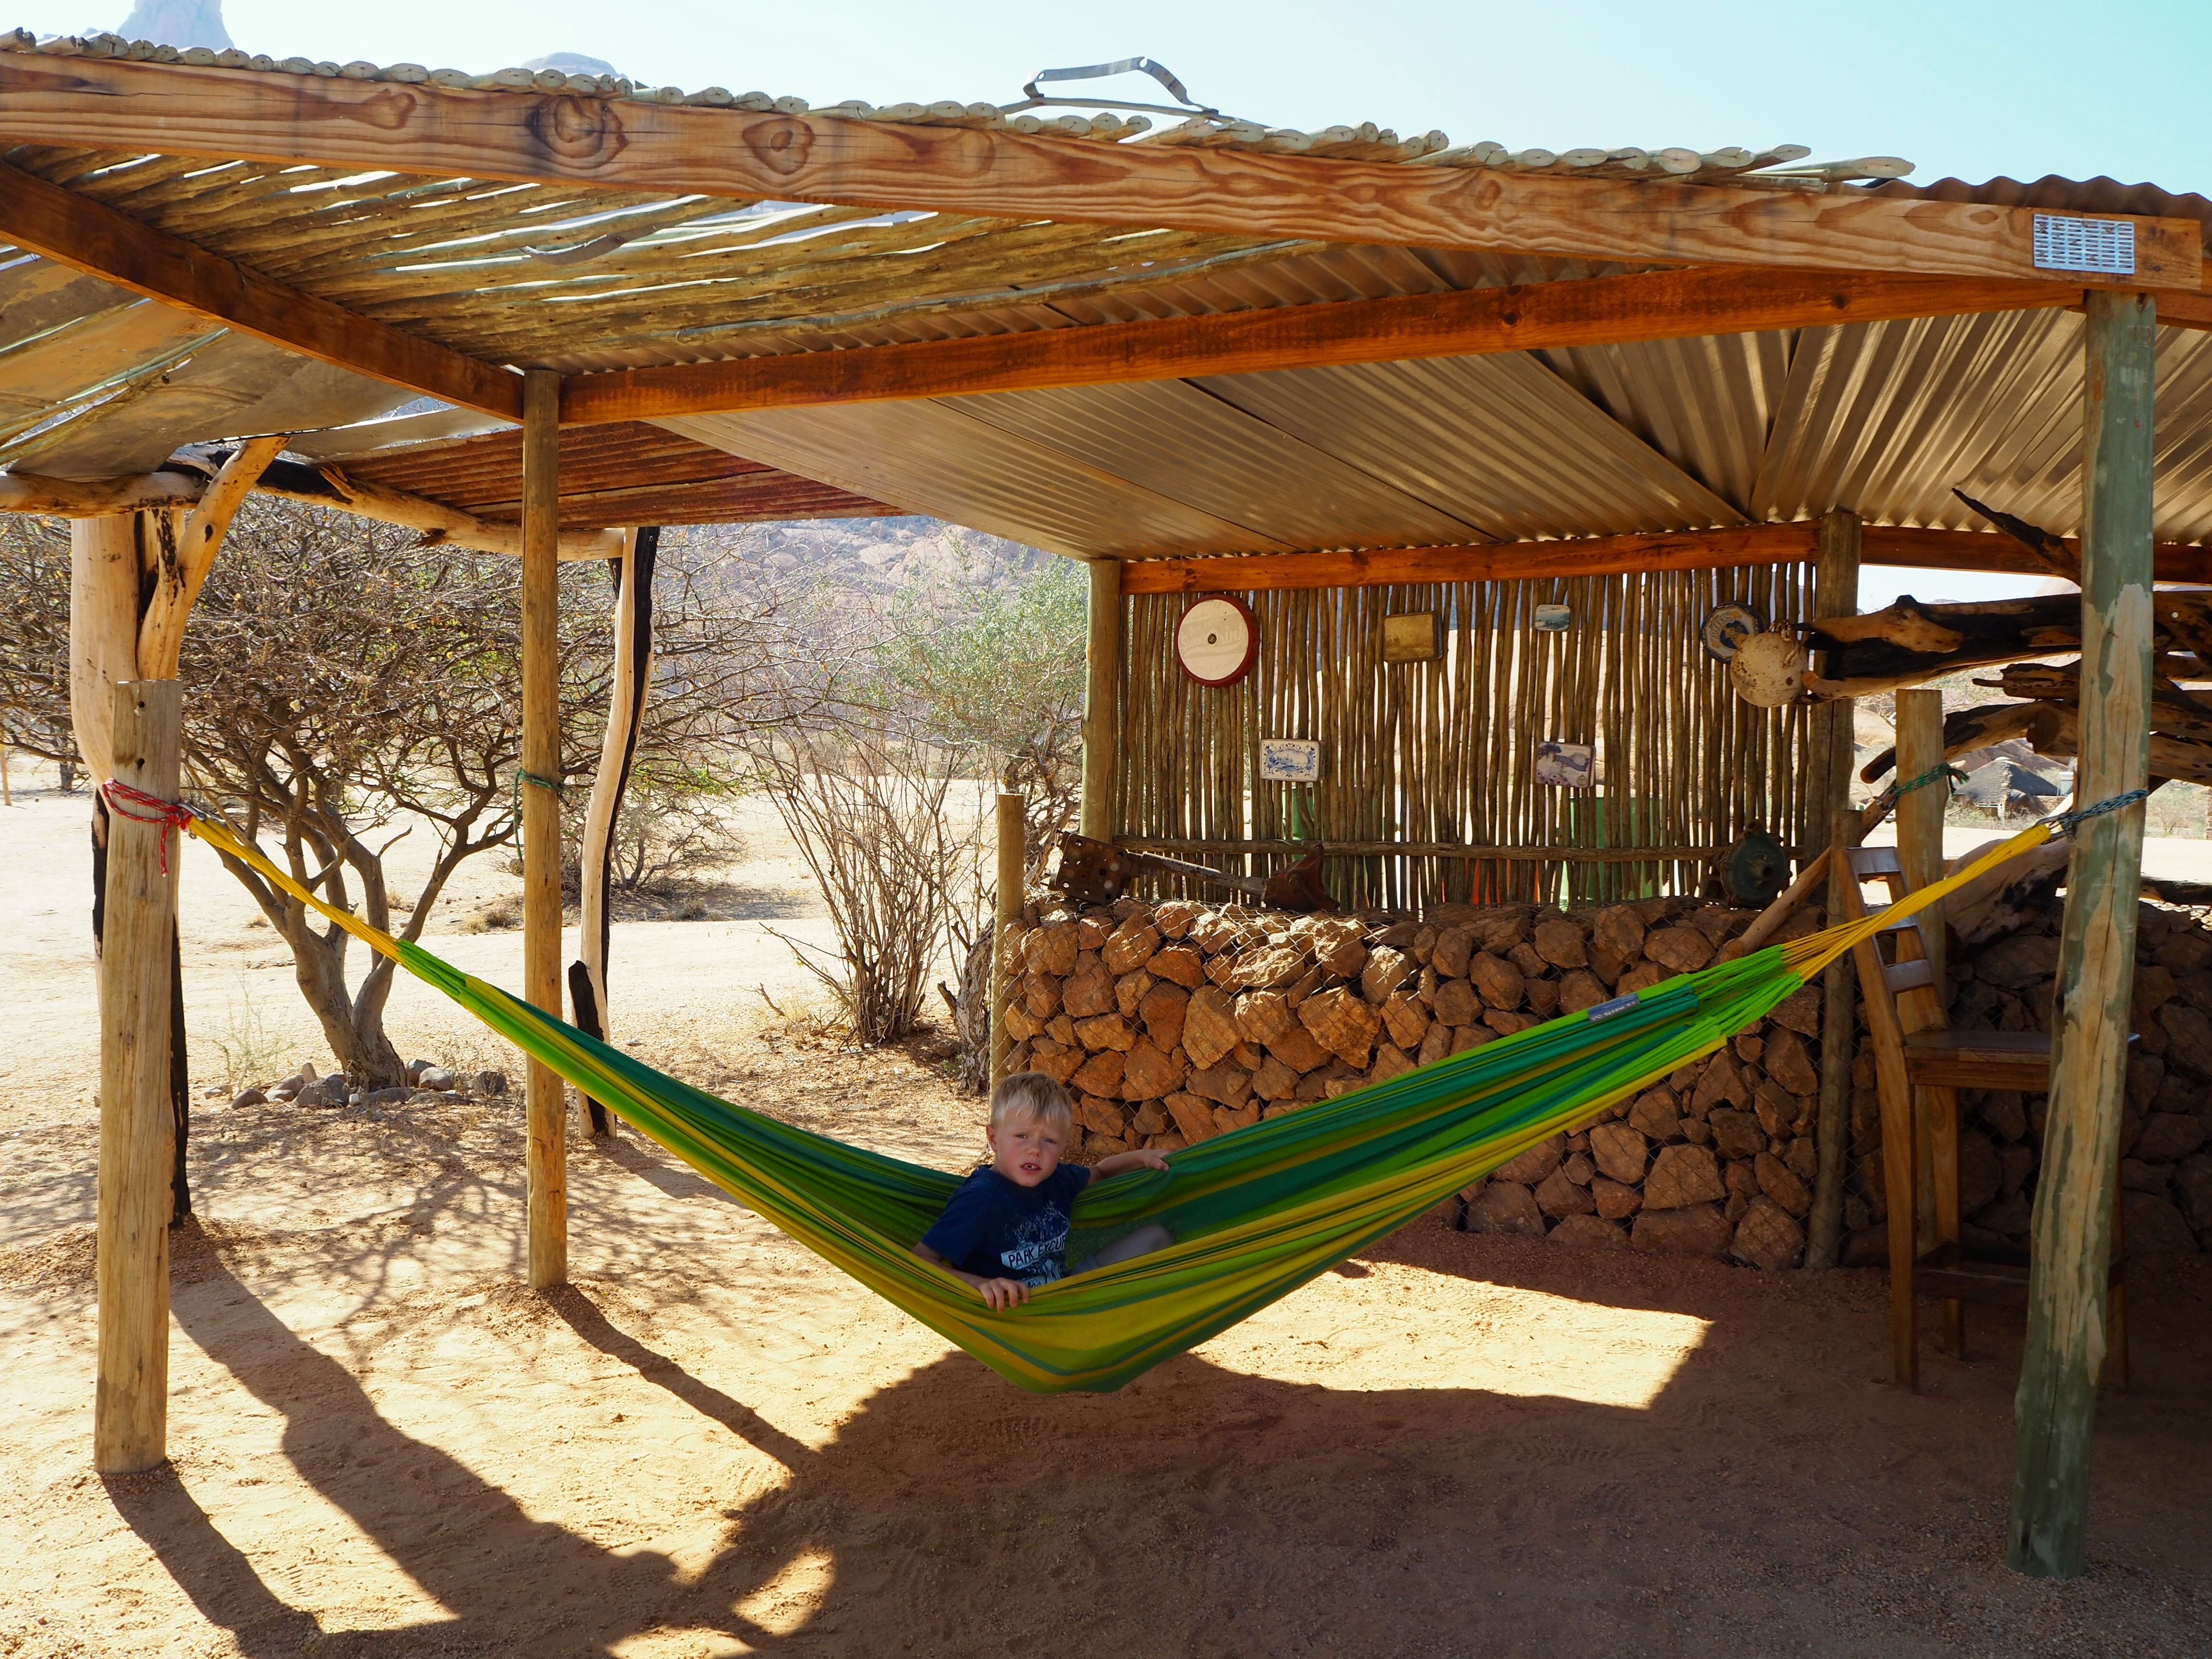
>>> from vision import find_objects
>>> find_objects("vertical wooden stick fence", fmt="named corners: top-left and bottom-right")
top-left (1117, 567), bottom-right (1812, 904)
top-left (95, 679), bottom-right (179, 1474)
top-left (2009, 288), bottom-right (2155, 1579)
top-left (1082, 559), bottom-right (1121, 840)
top-left (520, 368), bottom-right (567, 1289)
top-left (990, 791), bottom-right (1026, 1092)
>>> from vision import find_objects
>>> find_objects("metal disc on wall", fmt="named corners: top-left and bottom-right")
top-left (1176, 595), bottom-right (1258, 686)
top-left (1701, 602), bottom-right (1765, 661)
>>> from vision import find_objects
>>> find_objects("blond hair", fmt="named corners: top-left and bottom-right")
top-left (990, 1071), bottom-right (1072, 1133)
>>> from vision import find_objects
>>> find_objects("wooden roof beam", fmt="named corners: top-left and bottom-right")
top-left (0, 156), bottom-right (523, 421)
top-left (565, 267), bottom-right (2087, 424)
top-left (1117, 523), bottom-right (2212, 590)
top-left (0, 57), bottom-right (2199, 294)
top-left (0, 458), bottom-right (620, 559)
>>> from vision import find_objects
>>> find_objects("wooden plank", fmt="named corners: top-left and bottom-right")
top-left (520, 368), bottom-right (566, 1290)
top-left (95, 678), bottom-right (178, 1473)
top-left (0, 59), bottom-right (2198, 290)
top-left (562, 267), bottom-right (2087, 423)
top-left (1863, 523), bottom-right (2212, 582)
top-left (1121, 527), bottom-right (1819, 591)
top-left (1082, 558), bottom-right (1122, 839)
top-left (0, 157), bottom-right (522, 420)
top-left (1838, 859), bottom-right (1922, 1391)
top-left (2009, 289), bottom-right (2155, 1580)
top-left (1118, 523), bottom-right (2212, 592)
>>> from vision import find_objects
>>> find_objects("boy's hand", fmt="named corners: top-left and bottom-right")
top-left (976, 1276), bottom-right (1030, 1311)
top-left (1093, 1147), bottom-right (1173, 1177)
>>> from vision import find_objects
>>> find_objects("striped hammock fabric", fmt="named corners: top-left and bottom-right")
top-left (181, 810), bottom-right (2053, 1394)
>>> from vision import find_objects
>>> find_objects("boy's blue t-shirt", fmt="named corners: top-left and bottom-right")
top-left (922, 1163), bottom-right (1094, 1286)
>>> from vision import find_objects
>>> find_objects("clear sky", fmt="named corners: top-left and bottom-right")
top-left (28, 0), bottom-right (2211, 197)
top-left (28, 0), bottom-right (2202, 602)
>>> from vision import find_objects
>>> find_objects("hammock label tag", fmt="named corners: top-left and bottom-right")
top-left (1585, 993), bottom-right (1640, 1024)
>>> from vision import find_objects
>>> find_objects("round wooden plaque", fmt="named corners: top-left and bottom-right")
top-left (1176, 596), bottom-right (1258, 686)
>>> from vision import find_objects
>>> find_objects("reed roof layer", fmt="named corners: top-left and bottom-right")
top-left (0, 35), bottom-right (2206, 560)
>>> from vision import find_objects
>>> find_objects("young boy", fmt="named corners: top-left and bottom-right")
top-left (914, 1072), bottom-right (1174, 1310)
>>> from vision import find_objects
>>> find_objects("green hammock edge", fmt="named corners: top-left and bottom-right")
top-left (391, 936), bottom-right (1807, 1394)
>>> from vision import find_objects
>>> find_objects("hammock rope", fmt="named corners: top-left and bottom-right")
top-left (164, 800), bottom-right (2063, 1393)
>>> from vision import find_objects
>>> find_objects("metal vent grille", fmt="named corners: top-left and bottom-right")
top-left (2033, 213), bottom-right (2137, 275)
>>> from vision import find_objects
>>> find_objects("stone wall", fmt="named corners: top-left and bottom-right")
top-left (1847, 895), bottom-right (2212, 1263)
top-left (999, 888), bottom-right (2212, 1271)
top-left (999, 893), bottom-right (1827, 1268)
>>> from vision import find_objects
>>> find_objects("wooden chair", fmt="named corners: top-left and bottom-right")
top-left (1836, 845), bottom-right (2127, 1392)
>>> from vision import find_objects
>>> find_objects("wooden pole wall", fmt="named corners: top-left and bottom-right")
top-left (95, 679), bottom-right (178, 1473)
top-left (1081, 558), bottom-right (1121, 840)
top-left (520, 368), bottom-right (567, 1288)
top-left (1804, 509), bottom-right (1861, 1270)
top-left (990, 791), bottom-right (1025, 1093)
top-left (2008, 289), bottom-right (2155, 1577)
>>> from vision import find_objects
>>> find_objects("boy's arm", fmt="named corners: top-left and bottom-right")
top-left (912, 1240), bottom-right (1031, 1310)
top-left (1091, 1148), bottom-right (1171, 1178)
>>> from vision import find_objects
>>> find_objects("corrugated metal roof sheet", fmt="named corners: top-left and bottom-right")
top-left (950, 378), bottom-right (1481, 548)
top-left (1195, 354), bottom-right (1745, 540)
top-left (664, 402), bottom-right (1290, 558)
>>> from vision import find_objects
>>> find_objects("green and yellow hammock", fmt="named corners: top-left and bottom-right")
top-left (183, 810), bottom-right (2056, 1394)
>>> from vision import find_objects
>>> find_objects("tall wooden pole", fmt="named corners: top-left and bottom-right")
top-left (1080, 557), bottom-right (1121, 840)
top-left (1804, 509), bottom-right (1860, 1270)
top-left (990, 791), bottom-right (1026, 1092)
top-left (96, 680), bottom-right (179, 1473)
top-left (1807, 806), bottom-right (1861, 1269)
top-left (1893, 686), bottom-right (1952, 1279)
top-left (574, 526), bottom-right (657, 1137)
top-left (2008, 290), bottom-right (2154, 1577)
top-left (1893, 687), bottom-right (1948, 992)
top-left (521, 368), bottom-right (567, 1289)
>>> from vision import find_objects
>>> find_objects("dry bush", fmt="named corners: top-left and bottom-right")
top-left (750, 723), bottom-right (982, 1046)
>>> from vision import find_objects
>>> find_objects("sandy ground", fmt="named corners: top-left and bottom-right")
top-left (3, 761), bottom-right (2209, 1657)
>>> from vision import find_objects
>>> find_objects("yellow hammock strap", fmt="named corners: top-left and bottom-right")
top-left (185, 799), bottom-right (2065, 1003)
top-left (186, 809), bottom-right (412, 962)
top-left (1777, 819), bottom-right (2056, 981)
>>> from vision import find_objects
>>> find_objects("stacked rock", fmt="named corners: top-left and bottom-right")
top-left (998, 893), bottom-right (1826, 1266)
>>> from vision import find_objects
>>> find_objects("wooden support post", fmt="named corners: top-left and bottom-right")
top-left (990, 791), bottom-right (1026, 1093)
top-left (1080, 558), bottom-right (1121, 841)
top-left (95, 680), bottom-right (179, 1473)
top-left (1806, 806), bottom-right (1860, 1270)
top-left (1893, 688), bottom-right (1948, 993)
top-left (2008, 289), bottom-right (2154, 1578)
top-left (520, 368), bottom-right (566, 1289)
top-left (1893, 686), bottom-right (1953, 1289)
top-left (1803, 508), bottom-right (1861, 1271)
top-left (574, 527), bottom-right (658, 1137)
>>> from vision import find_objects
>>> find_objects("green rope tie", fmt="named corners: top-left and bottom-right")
top-left (1894, 761), bottom-right (1969, 797)
top-left (510, 768), bottom-right (566, 851)
top-left (2044, 787), bottom-right (2150, 834)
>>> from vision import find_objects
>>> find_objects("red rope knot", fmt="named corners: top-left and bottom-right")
top-left (100, 779), bottom-right (196, 876)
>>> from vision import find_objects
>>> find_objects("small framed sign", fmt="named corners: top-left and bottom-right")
top-left (1260, 739), bottom-right (1322, 783)
top-left (1534, 739), bottom-right (1595, 788)
top-left (1533, 603), bottom-right (1573, 632)
top-left (1381, 612), bottom-right (1441, 662)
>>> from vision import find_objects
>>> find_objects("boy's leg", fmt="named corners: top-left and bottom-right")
top-left (1091, 1222), bottom-right (1172, 1267)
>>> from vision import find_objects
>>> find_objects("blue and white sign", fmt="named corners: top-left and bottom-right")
top-left (1260, 739), bottom-right (1322, 782)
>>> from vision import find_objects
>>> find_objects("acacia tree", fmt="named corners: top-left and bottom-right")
top-left (0, 501), bottom-right (811, 1086)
